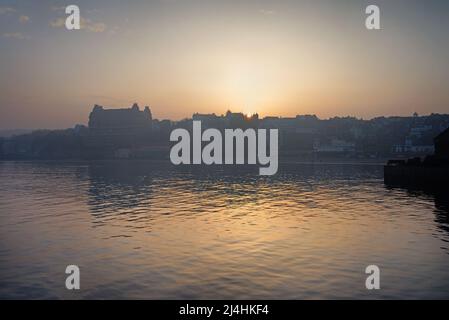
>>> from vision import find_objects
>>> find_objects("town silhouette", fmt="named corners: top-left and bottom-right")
top-left (1, 103), bottom-right (449, 162)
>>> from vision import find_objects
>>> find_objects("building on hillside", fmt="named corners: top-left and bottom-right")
top-left (88, 103), bottom-right (152, 136)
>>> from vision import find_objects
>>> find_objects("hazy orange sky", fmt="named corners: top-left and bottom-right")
top-left (1, 0), bottom-right (449, 129)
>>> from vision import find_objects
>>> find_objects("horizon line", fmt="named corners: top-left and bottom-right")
top-left (1, 110), bottom-right (448, 132)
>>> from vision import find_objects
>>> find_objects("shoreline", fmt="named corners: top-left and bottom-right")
top-left (0, 158), bottom-right (388, 166)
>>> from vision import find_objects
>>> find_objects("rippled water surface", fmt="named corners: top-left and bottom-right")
top-left (1, 161), bottom-right (449, 299)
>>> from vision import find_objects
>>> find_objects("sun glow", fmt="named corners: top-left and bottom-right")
top-left (220, 56), bottom-right (283, 117)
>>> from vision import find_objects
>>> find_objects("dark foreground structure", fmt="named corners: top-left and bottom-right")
top-left (384, 128), bottom-right (449, 187)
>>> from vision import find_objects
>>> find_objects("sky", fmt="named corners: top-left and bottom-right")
top-left (1, 0), bottom-right (449, 129)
